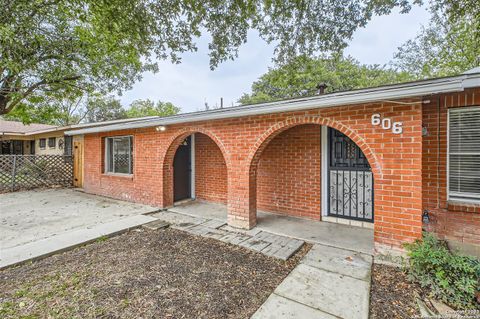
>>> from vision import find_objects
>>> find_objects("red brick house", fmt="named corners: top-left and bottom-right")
top-left (67, 69), bottom-right (480, 255)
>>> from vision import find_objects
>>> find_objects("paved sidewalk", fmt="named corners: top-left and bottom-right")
top-left (0, 215), bottom-right (157, 269)
top-left (150, 210), bottom-right (305, 260)
top-left (252, 244), bottom-right (373, 319)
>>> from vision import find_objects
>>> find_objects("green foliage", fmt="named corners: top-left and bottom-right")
top-left (1, 0), bottom-right (419, 116)
top-left (239, 54), bottom-right (413, 104)
top-left (2, 103), bottom-right (63, 125)
top-left (405, 232), bottom-right (480, 310)
top-left (126, 99), bottom-right (180, 118)
top-left (393, 0), bottom-right (480, 78)
top-left (85, 96), bottom-right (126, 123)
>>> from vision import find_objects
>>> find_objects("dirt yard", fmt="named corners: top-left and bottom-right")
top-left (0, 227), bottom-right (307, 318)
top-left (369, 263), bottom-right (422, 318)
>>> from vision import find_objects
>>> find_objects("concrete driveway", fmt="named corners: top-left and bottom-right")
top-left (0, 188), bottom-right (158, 250)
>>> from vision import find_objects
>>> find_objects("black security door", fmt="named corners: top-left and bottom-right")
top-left (328, 128), bottom-right (374, 222)
top-left (173, 136), bottom-right (192, 201)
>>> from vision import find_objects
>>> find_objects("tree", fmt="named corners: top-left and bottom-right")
top-left (238, 55), bottom-right (413, 104)
top-left (1, 0), bottom-right (419, 117)
top-left (85, 96), bottom-right (126, 123)
top-left (2, 102), bottom-right (63, 125)
top-left (392, 0), bottom-right (480, 78)
top-left (126, 99), bottom-right (180, 118)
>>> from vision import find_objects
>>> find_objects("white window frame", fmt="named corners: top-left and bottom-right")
top-left (104, 135), bottom-right (133, 175)
top-left (447, 106), bottom-right (480, 204)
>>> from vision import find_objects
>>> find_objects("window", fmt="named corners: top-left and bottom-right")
top-left (105, 136), bottom-right (133, 174)
top-left (448, 106), bottom-right (480, 203)
top-left (39, 138), bottom-right (46, 149)
top-left (48, 137), bottom-right (56, 148)
top-left (63, 136), bottom-right (73, 155)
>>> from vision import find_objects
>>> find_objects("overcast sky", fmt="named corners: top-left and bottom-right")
top-left (119, 6), bottom-right (430, 113)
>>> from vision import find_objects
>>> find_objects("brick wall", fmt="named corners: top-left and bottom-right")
top-left (422, 88), bottom-right (480, 248)
top-left (82, 99), bottom-right (424, 249)
top-left (195, 133), bottom-right (228, 204)
top-left (257, 124), bottom-right (321, 219)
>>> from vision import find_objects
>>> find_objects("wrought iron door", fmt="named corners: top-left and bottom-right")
top-left (328, 128), bottom-right (373, 222)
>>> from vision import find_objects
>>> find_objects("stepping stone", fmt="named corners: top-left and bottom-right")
top-left (200, 219), bottom-right (227, 229)
top-left (219, 233), bottom-right (250, 245)
top-left (301, 244), bottom-right (372, 281)
top-left (239, 237), bottom-right (271, 252)
top-left (185, 225), bottom-right (212, 236)
top-left (142, 220), bottom-right (169, 230)
top-left (271, 242), bottom-right (303, 260)
top-left (203, 228), bottom-right (228, 240)
top-left (251, 293), bottom-right (337, 319)
top-left (274, 264), bottom-right (370, 319)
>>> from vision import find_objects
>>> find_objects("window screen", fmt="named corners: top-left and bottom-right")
top-left (448, 107), bottom-right (480, 202)
top-left (105, 136), bottom-right (133, 174)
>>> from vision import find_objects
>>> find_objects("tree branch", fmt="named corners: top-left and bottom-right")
top-left (3, 75), bottom-right (81, 114)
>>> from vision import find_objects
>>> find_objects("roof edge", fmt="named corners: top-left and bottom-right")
top-left (66, 73), bottom-right (480, 136)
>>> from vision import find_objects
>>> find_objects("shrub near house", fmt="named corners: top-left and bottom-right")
top-left (405, 233), bottom-right (480, 310)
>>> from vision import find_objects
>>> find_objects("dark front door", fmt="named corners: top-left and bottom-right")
top-left (173, 136), bottom-right (192, 202)
top-left (328, 128), bottom-right (373, 222)
top-left (30, 140), bottom-right (35, 154)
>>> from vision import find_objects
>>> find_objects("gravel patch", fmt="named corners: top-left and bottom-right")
top-left (370, 263), bottom-right (422, 318)
top-left (0, 228), bottom-right (308, 319)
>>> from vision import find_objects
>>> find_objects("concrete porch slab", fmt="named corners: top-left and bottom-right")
top-left (256, 211), bottom-right (374, 255)
top-left (169, 200), bottom-right (227, 221)
top-left (163, 200), bottom-right (374, 255)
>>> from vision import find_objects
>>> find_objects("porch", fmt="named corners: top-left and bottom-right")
top-left (168, 200), bottom-right (374, 255)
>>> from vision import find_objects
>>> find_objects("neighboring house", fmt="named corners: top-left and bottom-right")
top-left (0, 120), bottom-right (65, 155)
top-left (67, 68), bottom-right (480, 257)
top-left (0, 117), bottom-right (159, 187)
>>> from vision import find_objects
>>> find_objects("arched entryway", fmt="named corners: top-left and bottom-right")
top-left (162, 130), bottom-right (229, 208)
top-left (245, 116), bottom-right (380, 228)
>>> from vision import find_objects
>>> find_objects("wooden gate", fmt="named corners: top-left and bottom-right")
top-left (73, 141), bottom-right (84, 188)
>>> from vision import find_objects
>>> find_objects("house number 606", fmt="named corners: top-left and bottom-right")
top-left (371, 114), bottom-right (403, 134)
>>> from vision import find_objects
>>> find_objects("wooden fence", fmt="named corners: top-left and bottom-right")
top-left (0, 155), bottom-right (73, 192)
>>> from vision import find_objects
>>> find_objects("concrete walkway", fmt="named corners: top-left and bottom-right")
top-left (0, 214), bottom-right (157, 269)
top-left (1, 188), bottom-right (159, 249)
top-left (252, 244), bottom-right (373, 319)
top-left (150, 210), bottom-right (305, 260)
top-left (164, 202), bottom-right (374, 318)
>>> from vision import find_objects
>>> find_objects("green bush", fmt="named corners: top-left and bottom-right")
top-left (405, 232), bottom-right (480, 310)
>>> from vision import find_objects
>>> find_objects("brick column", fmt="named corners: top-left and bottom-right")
top-left (227, 162), bottom-right (257, 229)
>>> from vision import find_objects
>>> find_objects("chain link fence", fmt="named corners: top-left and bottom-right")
top-left (0, 155), bottom-right (73, 192)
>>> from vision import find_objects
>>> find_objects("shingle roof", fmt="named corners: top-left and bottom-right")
top-left (0, 119), bottom-right (57, 134)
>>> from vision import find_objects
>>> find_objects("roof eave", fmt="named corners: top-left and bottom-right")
top-left (66, 74), bottom-right (477, 136)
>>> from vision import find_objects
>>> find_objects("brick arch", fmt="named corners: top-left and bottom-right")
top-left (160, 127), bottom-right (229, 207)
top-left (245, 115), bottom-right (382, 224)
